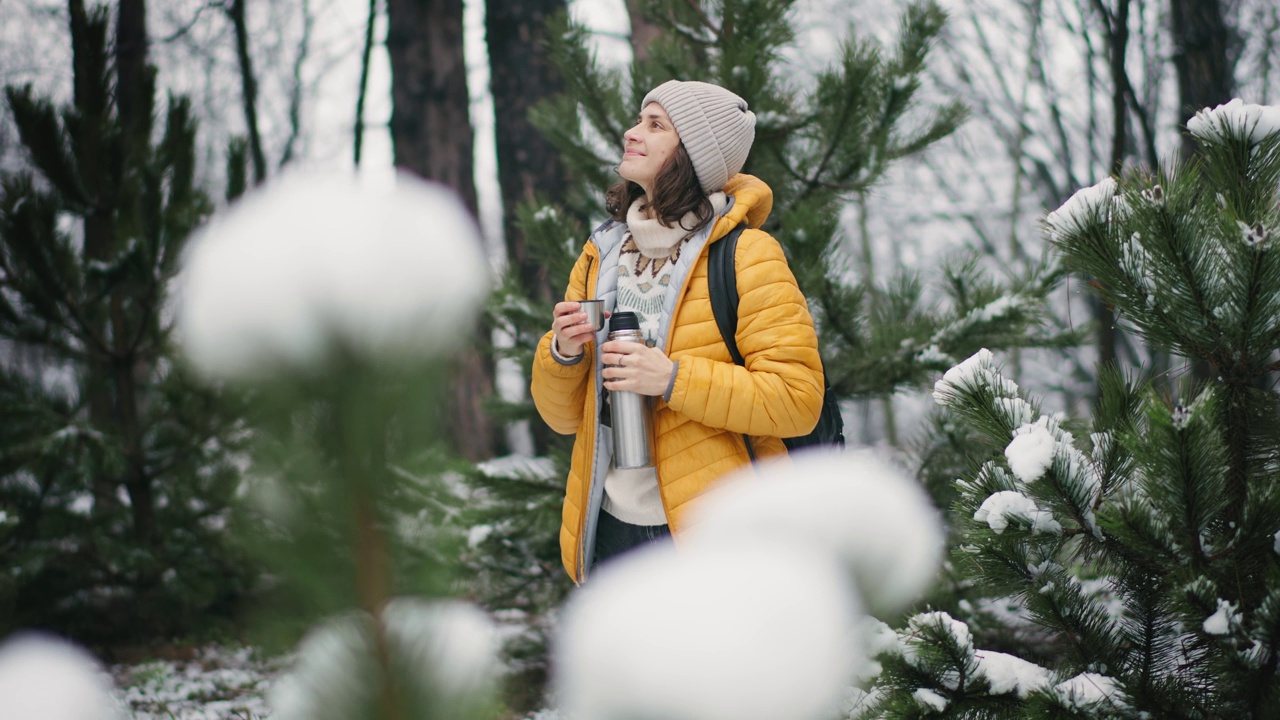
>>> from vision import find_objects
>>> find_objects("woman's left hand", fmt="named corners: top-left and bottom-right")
top-left (600, 340), bottom-right (675, 397)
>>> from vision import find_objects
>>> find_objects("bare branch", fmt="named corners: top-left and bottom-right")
top-left (353, 0), bottom-right (377, 168)
top-left (280, 0), bottom-right (314, 166)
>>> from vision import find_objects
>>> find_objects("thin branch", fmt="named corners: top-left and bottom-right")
top-left (280, 0), bottom-right (313, 166)
top-left (156, 1), bottom-right (218, 44)
top-left (353, 0), bottom-right (378, 168)
top-left (227, 0), bottom-right (267, 184)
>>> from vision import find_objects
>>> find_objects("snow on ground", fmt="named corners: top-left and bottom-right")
top-left (111, 645), bottom-right (285, 720)
top-left (111, 644), bottom-right (561, 719)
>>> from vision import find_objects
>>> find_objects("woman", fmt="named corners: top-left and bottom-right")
top-left (530, 80), bottom-right (824, 583)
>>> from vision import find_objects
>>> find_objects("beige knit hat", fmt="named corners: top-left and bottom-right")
top-left (641, 80), bottom-right (756, 194)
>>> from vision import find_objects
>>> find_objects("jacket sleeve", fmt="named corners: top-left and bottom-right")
top-left (666, 229), bottom-right (824, 438)
top-left (530, 247), bottom-right (594, 435)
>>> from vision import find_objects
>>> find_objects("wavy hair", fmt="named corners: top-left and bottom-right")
top-left (605, 143), bottom-right (714, 231)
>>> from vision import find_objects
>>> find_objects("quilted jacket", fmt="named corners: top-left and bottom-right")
top-left (530, 174), bottom-right (824, 582)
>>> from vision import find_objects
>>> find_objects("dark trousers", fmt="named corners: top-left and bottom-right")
top-left (592, 510), bottom-right (672, 571)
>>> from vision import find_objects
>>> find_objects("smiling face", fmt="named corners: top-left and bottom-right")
top-left (618, 102), bottom-right (682, 195)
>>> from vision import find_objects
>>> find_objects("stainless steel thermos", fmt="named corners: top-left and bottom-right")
top-left (606, 312), bottom-right (655, 469)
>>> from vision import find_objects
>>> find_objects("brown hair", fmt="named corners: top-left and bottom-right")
top-left (605, 143), bottom-right (713, 231)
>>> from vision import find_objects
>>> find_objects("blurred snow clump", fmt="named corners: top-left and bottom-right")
top-left (177, 168), bottom-right (488, 380)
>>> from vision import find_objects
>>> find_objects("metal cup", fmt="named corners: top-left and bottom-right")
top-left (580, 300), bottom-right (606, 332)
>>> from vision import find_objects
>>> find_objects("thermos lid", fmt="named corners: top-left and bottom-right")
top-left (609, 311), bottom-right (640, 332)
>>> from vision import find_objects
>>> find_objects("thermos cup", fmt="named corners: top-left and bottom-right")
top-left (579, 300), bottom-right (606, 332)
top-left (606, 312), bottom-right (654, 469)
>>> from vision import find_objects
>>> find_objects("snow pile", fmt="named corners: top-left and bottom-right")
top-left (0, 633), bottom-right (122, 720)
top-left (912, 687), bottom-right (947, 712)
top-left (553, 449), bottom-right (946, 720)
top-left (269, 598), bottom-right (499, 720)
top-left (1005, 421), bottom-right (1056, 482)
top-left (177, 168), bottom-right (489, 381)
top-left (973, 650), bottom-right (1051, 698)
top-left (1044, 177), bottom-right (1119, 241)
top-left (682, 449), bottom-right (946, 617)
top-left (932, 348), bottom-right (997, 404)
top-left (554, 543), bottom-right (860, 720)
top-left (974, 491), bottom-right (1062, 535)
top-left (1187, 99), bottom-right (1280, 145)
top-left (901, 611), bottom-right (974, 675)
top-left (1053, 672), bottom-right (1129, 711)
top-left (1202, 599), bottom-right (1239, 635)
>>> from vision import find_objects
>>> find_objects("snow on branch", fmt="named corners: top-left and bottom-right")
top-left (1044, 177), bottom-right (1120, 243)
top-left (1187, 99), bottom-right (1280, 145)
top-left (936, 350), bottom-right (1104, 540)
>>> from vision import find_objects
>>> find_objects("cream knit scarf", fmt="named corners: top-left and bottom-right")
top-left (625, 192), bottom-right (728, 257)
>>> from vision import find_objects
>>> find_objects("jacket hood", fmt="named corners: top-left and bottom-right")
top-left (715, 173), bottom-right (773, 239)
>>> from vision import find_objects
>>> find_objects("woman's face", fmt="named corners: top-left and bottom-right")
top-left (619, 102), bottom-right (681, 194)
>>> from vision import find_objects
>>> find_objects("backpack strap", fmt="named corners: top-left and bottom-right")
top-left (707, 225), bottom-right (755, 461)
top-left (708, 225), bottom-right (747, 365)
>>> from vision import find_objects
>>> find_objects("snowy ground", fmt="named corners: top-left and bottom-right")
top-left (110, 644), bottom-right (557, 720)
top-left (111, 645), bottom-right (284, 720)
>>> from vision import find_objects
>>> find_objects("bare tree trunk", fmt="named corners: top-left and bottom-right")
top-left (115, 0), bottom-right (148, 144)
top-left (1170, 0), bottom-right (1235, 160)
top-left (1172, 0), bottom-right (1233, 383)
top-left (625, 0), bottom-right (663, 63)
top-left (486, 0), bottom-right (567, 304)
top-left (386, 0), bottom-right (494, 461)
top-left (1092, 0), bottom-right (1131, 374)
top-left (386, 0), bottom-right (478, 208)
top-left (1093, 0), bottom-right (1130, 176)
top-left (354, 0), bottom-right (378, 167)
top-left (228, 0), bottom-right (267, 184)
top-left (280, 0), bottom-right (313, 167)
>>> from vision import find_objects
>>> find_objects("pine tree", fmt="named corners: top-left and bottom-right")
top-left (466, 0), bottom-right (1076, 710)
top-left (0, 3), bottom-right (250, 644)
top-left (864, 103), bottom-right (1280, 718)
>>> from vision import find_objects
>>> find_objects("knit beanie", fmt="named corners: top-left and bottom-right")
top-left (641, 80), bottom-right (756, 194)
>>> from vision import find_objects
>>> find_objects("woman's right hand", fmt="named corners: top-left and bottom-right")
top-left (551, 302), bottom-right (597, 358)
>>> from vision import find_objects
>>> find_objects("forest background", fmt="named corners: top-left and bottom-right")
top-left (1, 0), bottom-right (1279, 717)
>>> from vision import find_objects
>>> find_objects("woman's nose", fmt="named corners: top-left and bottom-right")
top-left (624, 124), bottom-right (642, 143)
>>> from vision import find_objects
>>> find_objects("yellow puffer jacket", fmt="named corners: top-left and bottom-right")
top-left (530, 174), bottom-right (824, 582)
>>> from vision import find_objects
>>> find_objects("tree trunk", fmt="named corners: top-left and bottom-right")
top-left (1092, 0), bottom-right (1129, 378)
top-left (386, 0), bottom-right (478, 209)
top-left (112, 0), bottom-right (156, 544)
top-left (1171, 0), bottom-right (1233, 383)
top-left (625, 0), bottom-right (663, 63)
top-left (354, 0), bottom-right (378, 167)
top-left (1170, 0), bottom-right (1234, 160)
top-left (114, 0), bottom-right (148, 144)
top-left (386, 0), bottom-right (494, 460)
top-left (486, 0), bottom-right (568, 305)
top-left (228, 0), bottom-right (267, 184)
top-left (68, 0), bottom-right (116, 518)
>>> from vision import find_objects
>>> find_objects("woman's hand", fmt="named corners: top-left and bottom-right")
top-left (551, 301), bottom-right (598, 358)
top-left (600, 340), bottom-right (676, 396)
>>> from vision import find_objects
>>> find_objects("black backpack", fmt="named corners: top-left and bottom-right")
top-left (707, 225), bottom-right (846, 459)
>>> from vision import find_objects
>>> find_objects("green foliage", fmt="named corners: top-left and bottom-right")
top-left (868, 112), bottom-right (1280, 718)
top-left (523, 0), bottom-right (1067, 406)
top-left (231, 358), bottom-right (468, 654)
top-left (0, 5), bottom-right (251, 645)
top-left (473, 1), bottom-right (1081, 712)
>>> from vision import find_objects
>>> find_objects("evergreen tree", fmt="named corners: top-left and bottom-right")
top-left (0, 2), bottom-right (250, 645)
top-left (864, 102), bottom-right (1280, 718)
top-left (466, 0), bottom-right (1076, 710)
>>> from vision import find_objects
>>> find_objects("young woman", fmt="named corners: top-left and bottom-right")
top-left (530, 80), bottom-right (824, 583)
